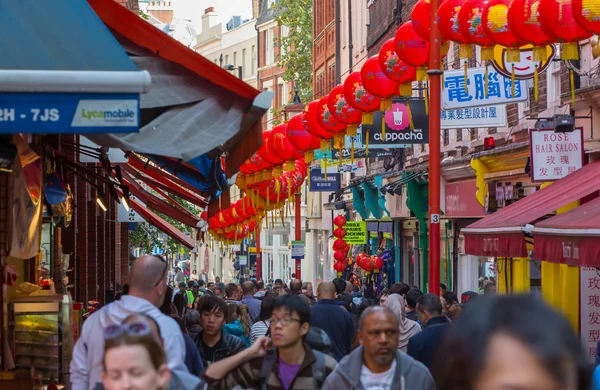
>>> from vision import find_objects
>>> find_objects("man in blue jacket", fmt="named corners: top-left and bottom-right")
top-left (311, 281), bottom-right (355, 361)
top-left (407, 293), bottom-right (451, 370)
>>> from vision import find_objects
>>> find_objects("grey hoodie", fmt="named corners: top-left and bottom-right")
top-left (322, 346), bottom-right (435, 390)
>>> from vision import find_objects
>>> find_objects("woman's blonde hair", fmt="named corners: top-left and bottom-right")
top-left (104, 332), bottom-right (166, 371)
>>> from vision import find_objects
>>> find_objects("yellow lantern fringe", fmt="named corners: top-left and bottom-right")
top-left (533, 46), bottom-right (548, 63)
top-left (267, 187), bottom-right (270, 208)
top-left (534, 65), bottom-right (539, 101)
top-left (351, 138), bottom-right (355, 163)
top-left (276, 178), bottom-right (281, 206)
top-left (324, 158), bottom-right (328, 180)
top-left (380, 97), bottom-right (392, 112)
top-left (366, 130), bottom-right (370, 157)
top-left (506, 48), bottom-right (521, 63)
top-left (273, 166), bottom-right (283, 178)
top-left (562, 43), bottom-right (579, 61)
top-left (463, 62), bottom-right (468, 94)
top-left (424, 82), bottom-right (429, 115)
top-left (570, 68), bottom-right (576, 107)
top-left (305, 150), bottom-right (314, 163)
top-left (362, 112), bottom-right (374, 125)
top-left (381, 112), bottom-right (386, 142)
top-left (416, 67), bottom-right (427, 81)
top-left (334, 133), bottom-right (344, 149)
top-left (459, 44), bottom-right (473, 59)
top-left (320, 139), bottom-right (328, 151)
top-left (280, 206), bottom-right (285, 226)
top-left (481, 46), bottom-right (494, 61)
top-left (400, 83), bottom-right (412, 97)
top-left (484, 64), bottom-right (489, 98)
top-left (346, 124), bottom-right (358, 136)
top-left (284, 161), bottom-right (295, 172)
top-left (511, 64), bottom-right (516, 98)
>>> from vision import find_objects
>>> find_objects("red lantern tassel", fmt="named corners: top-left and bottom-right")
top-left (570, 68), bottom-right (576, 107)
top-left (366, 129), bottom-right (370, 157)
top-left (381, 111), bottom-right (386, 142)
top-left (362, 112), bottom-right (373, 125)
top-left (534, 64), bottom-right (539, 102)
top-left (463, 62), bottom-right (468, 94)
top-left (351, 137), bottom-right (355, 164)
top-left (484, 64), bottom-right (489, 99)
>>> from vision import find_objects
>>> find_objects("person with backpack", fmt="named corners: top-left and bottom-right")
top-left (203, 295), bottom-right (337, 389)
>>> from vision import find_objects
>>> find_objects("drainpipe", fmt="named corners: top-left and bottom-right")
top-left (348, 0), bottom-right (353, 72)
top-left (335, 0), bottom-right (341, 84)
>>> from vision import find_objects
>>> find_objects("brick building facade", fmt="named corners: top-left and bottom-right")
top-left (313, 0), bottom-right (337, 99)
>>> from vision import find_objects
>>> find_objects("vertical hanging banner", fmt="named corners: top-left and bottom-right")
top-left (581, 267), bottom-right (600, 362)
top-left (529, 128), bottom-right (584, 182)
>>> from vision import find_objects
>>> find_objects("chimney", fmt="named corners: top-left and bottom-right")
top-left (252, 0), bottom-right (259, 19)
top-left (201, 7), bottom-right (218, 32)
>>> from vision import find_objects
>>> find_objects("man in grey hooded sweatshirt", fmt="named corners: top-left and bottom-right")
top-left (322, 306), bottom-right (435, 390)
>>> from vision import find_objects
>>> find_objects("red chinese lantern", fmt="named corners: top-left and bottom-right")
top-left (362, 259), bottom-right (374, 272)
top-left (258, 130), bottom-right (284, 166)
top-left (317, 95), bottom-right (346, 135)
top-left (334, 227), bottom-right (347, 239)
top-left (507, 0), bottom-right (554, 62)
top-left (482, 0), bottom-right (526, 62)
top-left (373, 256), bottom-right (385, 270)
top-left (378, 39), bottom-right (416, 97)
top-left (334, 261), bottom-right (346, 272)
top-left (438, 0), bottom-right (473, 58)
top-left (327, 85), bottom-right (362, 137)
top-left (302, 100), bottom-right (335, 150)
top-left (333, 239), bottom-right (346, 251)
top-left (266, 123), bottom-right (304, 171)
top-left (394, 21), bottom-right (430, 80)
top-left (360, 55), bottom-right (400, 111)
top-left (343, 71), bottom-right (381, 126)
top-left (458, 0), bottom-right (496, 60)
top-left (572, 0), bottom-right (600, 34)
top-left (538, 0), bottom-right (593, 60)
top-left (334, 250), bottom-right (346, 262)
top-left (333, 215), bottom-right (347, 227)
top-left (286, 113), bottom-right (321, 163)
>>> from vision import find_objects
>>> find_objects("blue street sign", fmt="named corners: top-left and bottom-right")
top-left (309, 167), bottom-right (340, 192)
top-left (0, 92), bottom-right (140, 134)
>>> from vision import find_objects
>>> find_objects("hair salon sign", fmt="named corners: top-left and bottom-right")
top-left (529, 128), bottom-right (584, 182)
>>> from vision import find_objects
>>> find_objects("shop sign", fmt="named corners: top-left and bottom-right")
top-left (445, 181), bottom-right (485, 217)
top-left (309, 167), bottom-right (340, 192)
top-left (441, 105), bottom-right (507, 129)
top-left (320, 158), bottom-right (365, 175)
top-left (270, 222), bottom-right (290, 236)
top-left (0, 93), bottom-right (140, 134)
top-left (239, 255), bottom-right (247, 266)
top-left (343, 221), bottom-right (367, 244)
top-left (442, 67), bottom-right (527, 110)
top-left (580, 267), bottom-right (600, 362)
top-left (118, 194), bottom-right (145, 222)
top-left (491, 45), bottom-right (556, 81)
top-left (530, 128), bottom-right (584, 182)
top-left (332, 145), bottom-right (393, 159)
top-left (291, 241), bottom-right (305, 259)
top-left (363, 100), bottom-right (429, 147)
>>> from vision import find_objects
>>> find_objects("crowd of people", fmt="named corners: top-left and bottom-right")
top-left (70, 254), bottom-right (597, 390)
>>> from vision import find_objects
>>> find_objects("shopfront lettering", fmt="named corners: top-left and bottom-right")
top-left (589, 295), bottom-right (600, 308)
top-left (581, 267), bottom-right (600, 362)
top-left (562, 241), bottom-right (580, 260)
top-left (530, 129), bottom-right (583, 181)
top-left (483, 237), bottom-right (499, 253)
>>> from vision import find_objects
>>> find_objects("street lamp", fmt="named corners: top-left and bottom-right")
top-left (223, 64), bottom-right (243, 80)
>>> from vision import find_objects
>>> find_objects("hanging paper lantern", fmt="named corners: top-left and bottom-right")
top-left (438, 0), bottom-right (473, 58)
top-left (334, 227), bottom-right (347, 239)
top-left (394, 21), bottom-right (430, 80)
top-left (373, 256), bottom-right (385, 270)
top-left (267, 123), bottom-right (304, 171)
top-left (572, 0), bottom-right (600, 34)
top-left (507, 0), bottom-right (554, 62)
top-left (343, 71), bottom-right (381, 126)
top-left (333, 239), bottom-right (346, 251)
top-left (538, 0), bottom-right (593, 60)
top-left (303, 100), bottom-right (336, 150)
top-left (334, 261), bottom-right (346, 272)
top-left (482, 0), bottom-right (526, 61)
top-left (286, 113), bottom-right (321, 163)
top-left (458, 0), bottom-right (496, 61)
top-left (360, 56), bottom-right (400, 111)
top-left (333, 215), bottom-right (347, 227)
top-left (258, 130), bottom-right (285, 166)
top-left (327, 85), bottom-right (362, 137)
top-left (378, 39), bottom-right (416, 97)
top-left (334, 250), bottom-right (346, 262)
top-left (362, 259), bottom-right (374, 272)
top-left (317, 95), bottom-right (347, 135)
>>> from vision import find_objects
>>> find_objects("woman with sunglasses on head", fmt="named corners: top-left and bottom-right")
top-left (101, 321), bottom-right (171, 390)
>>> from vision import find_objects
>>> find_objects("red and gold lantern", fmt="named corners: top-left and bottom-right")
top-left (538, 0), bottom-right (593, 60)
top-left (327, 85), bottom-right (362, 137)
top-left (360, 56), bottom-right (400, 111)
top-left (343, 71), bottom-right (381, 126)
top-left (507, 0), bottom-right (554, 62)
top-left (458, 0), bottom-right (495, 60)
top-left (438, 0), bottom-right (472, 58)
top-left (394, 21), bottom-right (430, 80)
top-left (378, 38), bottom-right (416, 97)
top-left (286, 113), bottom-right (321, 163)
top-left (482, 0), bottom-right (526, 61)
top-left (572, 0), bottom-right (600, 34)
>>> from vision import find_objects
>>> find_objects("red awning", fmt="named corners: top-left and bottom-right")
top-left (532, 196), bottom-right (600, 266)
top-left (463, 160), bottom-right (600, 258)
top-left (123, 193), bottom-right (195, 249)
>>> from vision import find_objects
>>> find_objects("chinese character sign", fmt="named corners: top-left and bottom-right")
top-left (530, 129), bottom-right (584, 182)
top-left (441, 106), bottom-right (507, 129)
top-left (581, 267), bottom-right (600, 362)
top-left (442, 67), bottom-right (527, 110)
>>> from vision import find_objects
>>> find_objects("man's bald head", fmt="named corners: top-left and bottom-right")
top-left (317, 281), bottom-right (337, 300)
top-left (129, 255), bottom-right (167, 292)
top-left (242, 281), bottom-right (256, 296)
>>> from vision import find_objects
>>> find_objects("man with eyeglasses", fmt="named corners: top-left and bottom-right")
top-left (70, 255), bottom-right (187, 390)
top-left (322, 306), bottom-right (435, 390)
top-left (204, 295), bottom-right (337, 389)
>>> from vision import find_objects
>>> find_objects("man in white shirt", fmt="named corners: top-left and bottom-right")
top-left (70, 255), bottom-right (187, 390)
top-left (322, 306), bottom-right (435, 390)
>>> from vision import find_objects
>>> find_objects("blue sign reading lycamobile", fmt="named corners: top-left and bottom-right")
top-left (0, 93), bottom-right (140, 134)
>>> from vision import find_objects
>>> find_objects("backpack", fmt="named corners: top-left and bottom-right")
top-left (259, 349), bottom-right (327, 390)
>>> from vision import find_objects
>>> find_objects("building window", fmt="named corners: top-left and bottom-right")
top-left (281, 81), bottom-right (289, 105)
top-left (443, 129), bottom-right (449, 146)
top-left (470, 128), bottom-right (478, 141)
top-left (547, 46), bottom-right (561, 107)
top-left (242, 49), bottom-right (246, 77)
top-left (233, 52), bottom-right (237, 67)
top-left (265, 28), bottom-right (274, 66)
top-left (251, 45), bottom-right (256, 74)
top-left (225, 54), bottom-right (229, 66)
top-left (456, 128), bottom-right (463, 142)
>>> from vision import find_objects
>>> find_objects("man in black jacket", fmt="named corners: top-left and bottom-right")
top-left (311, 281), bottom-right (355, 361)
top-left (407, 293), bottom-right (451, 370)
top-left (195, 296), bottom-right (246, 367)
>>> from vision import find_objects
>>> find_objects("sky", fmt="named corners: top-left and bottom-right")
top-left (171, 0), bottom-right (254, 30)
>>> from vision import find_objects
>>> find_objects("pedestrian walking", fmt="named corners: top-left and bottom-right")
top-left (190, 269), bottom-right (199, 282)
top-left (251, 297), bottom-right (273, 345)
top-left (224, 303), bottom-right (252, 348)
top-left (433, 295), bottom-right (590, 390)
top-left (174, 267), bottom-right (184, 286)
top-left (405, 288), bottom-right (422, 322)
top-left (70, 255), bottom-right (187, 390)
top-left (170, 314), bottom-right (204, 376)
top-left (225, 283), bottom-right (242, 304)
top-left (322, 306), bottom-right (435, 390)
top-left (441, 291), bottom-right (461, 320)
top-left (203, 295), bottom-right (337, 389)
top-left (384, 294), bottom-right (421, 353)
top-left (184, 310), bottom-right (201, 341)
top-left (254, 280), bottom-right (267, 300)
top-left (311, 281), bottom-right (355, 361)
top-left (407, 293), bottom-right (451, 370)
top-left (301, 282), bottom-right (316, 305)
top-left (241, 281), bottom-right (262, 322)
top-left (194, 296), bottom-right (246, 367)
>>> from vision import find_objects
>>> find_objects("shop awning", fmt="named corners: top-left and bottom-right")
top-left (85, 0), bottom-right (272, 178)
top-left (124, 194), bottom-right (195, 249)
top-left (462, 160), bottom-right (600, 258)
top-left (532, 197), bottom-right (600, 266)
top-left (380, 171), bottom-right (428, 196)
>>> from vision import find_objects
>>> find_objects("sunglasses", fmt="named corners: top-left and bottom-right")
top-left (153, 255), bottom-right (167, 287)
top-left (104, 322), bottom-right (151, 340)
